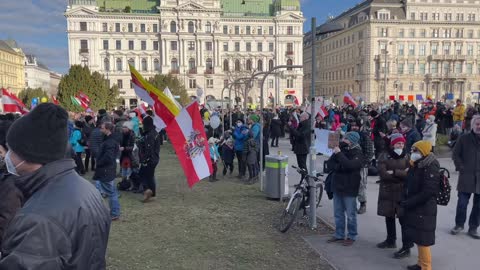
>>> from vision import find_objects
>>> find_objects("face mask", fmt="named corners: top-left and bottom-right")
top-left (236, 123), bottom-right (242, 127)
top-left (393, 148), bottom-right (403, 156)
top-left (5, 150), bottom-right (24, 176)
top-left (339, 141), bottom-right (349, 150)
top-left (426, 120), bottom-right (432, 124)
top-left (410, 152), bottom-right (422, 162)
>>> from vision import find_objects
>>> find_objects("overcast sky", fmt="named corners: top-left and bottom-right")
top-left (0, 0), bottom-right (361, 74)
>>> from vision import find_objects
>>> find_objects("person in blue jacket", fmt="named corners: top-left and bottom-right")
top-left (70, 120), bottom-right (85, 175)
top-left (233, 119), bottom-right (248, 178)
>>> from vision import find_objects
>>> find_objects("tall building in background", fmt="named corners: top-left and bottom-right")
top-left (24, 55), bottom-right (62, 95)
top-left (0, 39), bottom-right (25, 94)
top-left (304, 0), bottom-right (480, 105)
top-left (66, 0), bottom-right (304, 108)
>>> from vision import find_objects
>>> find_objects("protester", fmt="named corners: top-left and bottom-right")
top-left (453, 99), bottom-right (465, 128)
top-left (83, 115), bottom-right (95, 172)
top-left (422, 115), bottom-right (438, 153)
top-left (402, 141), bottom-right (440, 270)
top-left (233, 119), bottom-right (248, 179)
top-left (89, 117), bottom-right (104, 172)
top-left (222, 138), bottom-right (235, 176)
top-left (94, 122), bottom-right (121, 220)
top-left (451, 114), bottom-right (480, 239)
top-left (138, 116), bottom-right (161, 202)
top-left (245, 131), bottom-right (259, 184)
top-left (208, 137), bottom-right (220, 182)
top-left (290, 112), bottom-right (311, 170)
top-left (270, 114), bottom-right (282, 147)
top-left (327, 131), bottom-right (364, 246)
top-left (120, 121), bottom-right (136, 182)
top-left (400, 119), bottom-right (421, 154)
top-left (370, 110), bottom-right (388, 160)
top-left (0, 103), bottom-right (110, 269)
top-left (129, 112), bottom-right (140, 136)
top-left (70, 120), bottom-right (86, 175)
top-left (377, 134), bottom-right (413, 258)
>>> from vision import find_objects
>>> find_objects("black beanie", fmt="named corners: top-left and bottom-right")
top-left (143, 116), bottom-right (154, 131)
top-left (7, 103), bottom-right (69, 164)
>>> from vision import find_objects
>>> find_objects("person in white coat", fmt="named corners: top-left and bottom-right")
top-left (422, 115), bottom-right (438, 152)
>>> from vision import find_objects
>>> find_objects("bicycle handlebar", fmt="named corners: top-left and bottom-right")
top-left (291, 165), bottom-right (323, 182)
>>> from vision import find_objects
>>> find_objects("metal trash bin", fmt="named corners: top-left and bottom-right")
top-left (264, 155), bottom-right (289, 200)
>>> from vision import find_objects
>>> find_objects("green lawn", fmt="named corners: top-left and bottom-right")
top-left (98, 145), bottom-right (332, 270)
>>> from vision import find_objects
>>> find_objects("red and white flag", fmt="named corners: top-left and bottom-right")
top-left (319, 106), bottom-right (328, 119)
top-left (1, 88), bottom-right (29, 114)
top-left (166, 101), bottom-right (213, 187)
top-left (293, 96), bottom-right (300, 106)
top-left (51, 95), bottom-right (59, 105)
top-left (343, 91), bottom-right (357, 107)
top-left (78, 91), bottom-right (91, 105)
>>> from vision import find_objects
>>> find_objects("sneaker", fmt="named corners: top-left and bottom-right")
top-left (407, 265), bottom-right (421, 270)
top-left (357, 203), bottom-right (367, 215)
top-left (142, 189), bottom-right (153, 203)
top-left (451, 225), bottom-right (464, 235)
top-left (376, 240), bottom-right (397, 249)
top-left (393, 247), bottom-right (411, 259)
top-left (326, 237), bottom-right (344, 243)
top-left (468, 228), bottom-right (480, 239)
top-left (343, 238), bottom-right (355, 246)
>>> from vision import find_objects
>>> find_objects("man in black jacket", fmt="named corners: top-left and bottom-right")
top-left (290, 112), bottom-right (311, 170)
top-left (369, 110), bottom-right (388, 159)
top-left (139, 116), bottom-right (161, 202)
top-left (327, 131), bottom-right (364, 246)
top-left (93, 122), bottom-right (121, 220)
top-left (0, 103), bottom-right (110, 270)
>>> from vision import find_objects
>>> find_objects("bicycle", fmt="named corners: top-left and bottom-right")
top-left (279, 166), bottom-right (324, 233)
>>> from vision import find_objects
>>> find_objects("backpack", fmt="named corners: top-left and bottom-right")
top-left (437, 167), bottom-right (451, 206)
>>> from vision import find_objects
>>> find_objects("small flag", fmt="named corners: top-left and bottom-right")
top-left (343, 91), bottom-right (357, 107)
top-left (319, 106), bottom-right (328, 119)
top-left (51, 95), bottom-right (59, 105)
top-left (1, 88), bottom-right (29, 114)
top-left (78, 91), bottom-right (91, 105)
top-left (293, 96), bottom-right (300, 106)
top-left (70, 96), bottom-right (81, 107)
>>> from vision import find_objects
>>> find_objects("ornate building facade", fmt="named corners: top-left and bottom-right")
top-left (0, 39), bottom-right (25, 95)
top-left (66, 0), bottom-right (304, 108)
top-left (304, 0), bottom-right (480, 105)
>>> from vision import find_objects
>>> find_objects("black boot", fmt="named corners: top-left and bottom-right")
top-left (407, 265), bottom-right (421, 270)
top-left (468, 228), bottom-right (480, 239)
top-left (393, 247), bottom-right (411, 259)
top-left (376, 240), bottom-right (396, 249)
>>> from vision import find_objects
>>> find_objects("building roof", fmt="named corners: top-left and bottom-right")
top-left (95, 0), bottom-right (159, 13)
top-left (0, 40), bottom-right (18, 54)
top-left (221, 0), bottom-right (274, 17)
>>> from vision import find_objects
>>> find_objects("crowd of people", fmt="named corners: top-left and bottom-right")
top-left (0, 97), bottom-right (480, 269)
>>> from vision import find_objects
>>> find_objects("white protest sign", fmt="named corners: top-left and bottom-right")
top-left (314, 128), bottom-right (334, 156)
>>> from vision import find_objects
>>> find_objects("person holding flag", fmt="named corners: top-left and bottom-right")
top-left (138, 116), bottom-right (161, 202)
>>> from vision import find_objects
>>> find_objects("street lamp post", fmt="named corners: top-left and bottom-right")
top-left (383, 45), bottom-right (389, 103)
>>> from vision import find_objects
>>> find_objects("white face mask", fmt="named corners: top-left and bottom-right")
top-left (236, 123), bottom-right (242, 127)
top-left (5, 150), bottom-right (24, 176)
top-left (410, 152), bottom-right (423, 162)
top-left (393, 148), bottom-right (403, 156)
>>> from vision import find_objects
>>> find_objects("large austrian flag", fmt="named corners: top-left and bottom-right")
top-left (1, 88), bottom-right (29, 114)
top-left (166, 102), bottom-right (213, 187)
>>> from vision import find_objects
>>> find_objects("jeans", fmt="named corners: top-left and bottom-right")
top-left (236, 150), bottom-right (246, 176)
top-left (333, 193), bottom-right (358, 240)
top-left (95, 180), bottom-right (120, 218)
top-left (140, 164), bottom-right (157, 196)
top-left (385, 216), bottom-right (413, 248)
top-left (455, 192), bottom-right (480, 229)
top-left (121, 167), bottom-right (132, 178)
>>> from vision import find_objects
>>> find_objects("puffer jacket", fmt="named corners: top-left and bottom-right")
top-left (69, 128), bottom-right (84, 153)
top-left (233, 125), bottom-right (248, 152)
top-left (377, 148), bottom-right (409, 217)
top-left (0, 159), bottom-right (110, 269)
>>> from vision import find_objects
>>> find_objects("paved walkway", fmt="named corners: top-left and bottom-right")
top-left (272, 138), bottom-right (479, 270)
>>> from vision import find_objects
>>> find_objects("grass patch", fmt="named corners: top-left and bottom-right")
top-left (94, 145), bottom-right (333, 270)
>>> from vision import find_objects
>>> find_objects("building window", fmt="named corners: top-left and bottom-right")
top-left (409, 29), bottom-right (415, 38)
top-left (189, 79), bottom-right (196, 89)
top-left (398, 29), bottom-right (404, 38)
top-left (170, 21), bottom-right (177, 33)
top-left (116, 58), bottom-right (123, 71)
top-left (128, 23), bottom-right (133, 32)
top-left (432, 29), bottom-right (439, 38)
top-left (223, 42), bottom-right (228, 52)
top-left (431, 62), bottom-right (438, 74)
top-left (269, 42), bottom-right (274, 52)
top-left (287, 79), bottom-right (294, 88)
top-left (419, 63), bottom-right (425, 74)
top-left (286, 59), bottom-right (292, 70)
top-left (104, 58), bottom-right (110, 71)
top-left (128, 40), bottom-right (134, 50)
top-left (456, 43), bottom-right (462, 55)
top-left (223, 25), bottom-right (228, 34)
top-left (170, 41), bottom-right (177, 51)
top-left (153, 41), bottom-right (159, 51)
top-left (410, 12), bottom-right (416, 20)
top-left (257, 26), bottom-right (262, 35)
top-left (455, 63), bottom-right (462, 74)
top-left (433, 12), bottom-right (440, 21)
top-left (235, 60), bottom-right (241, 71)
top-left (103, 40), bottom-right (109, 50)
top-left (235, 26), bottom-right (239, 35)
top-left (468, 30), bottom-right (474, 38)
top-left (246, 59), bottom-right (252, 71)
top-left (257, 60), bottom-right (263, 71)
top-left (287, 26), bottom-right (293, 35)
top-left (141, 58), bottom-right (147, 71)
top-left (269, 26), bottom-right (274, 35)
top-left (377, 11), bottom-right (390, 20)
top-left (397, 63), bottom-right (404, 74)
top-left (445, 13), bottom-right (452, 21)
top-left (268, 79), bottom-right (274, 89)
top-left (188, 41), bottom-right (195, 51)
top-left (467, 63), bottom-right (473, 74)
top-left (269, 60), bottom-right (274, 71)
top-left (408, 63), bottom-right (415, 74)
top-left (468, 13), bottom-right (476, 21)
top-left (420, 12), bottom-right (428, 21)
top-left (206, 79), bottom-right (213, 88)
top-left (444, 29), bottom-right (451, 38)
top-left (116, 40), bottom-right (121, 50)
top-left (444, 43), bottom-right (450, 55)
top-left (154, 59), bottom-right (160, 71)
top-left (117, 79), bottom-right (123, 89)
top-left (419, 44), bottom-right (426, 56)
top-left (408, 44), bottom-right (415, 55)
top-left (115, 23), bottom-right (120, 32)
top-left (80, 22), bottom-right (87, 31)
top-left (379, 28), bottom-right (388, 37)
top-left (140, 24), bottom-right (145, 33)
top-left (171, 58), bottom-right (179, 71)
top-left (467, 44), bottom-right (473, 56)
top-left (205, 41), bottom-right (213, 51)
top-left (443, 63), bottom-right (450, 74)
top-left (235, 42), bottom-right (240, 52)
top-left (188, 58), bottom-right (196, 70)
top-left (431, 43), bottom-right (438, 55)
top-left (206, 58), bottom-right (213, 71)
top-left (257, 42), bottom-right (263, 52)
top-left (286, 43), bottom-right (293, 54)
top-left (246, 26), bottom-right (251, 35)
top-left (398, 44), bottom-right (404, 56)
top-left (206, 22), bottom-right (212, 33)
top-left (102, 23), bottom-right (108, 32)
top-left (153, 24), bottom-right (158, 33)
top-left (188, 21), bottom-right (195, 33)
top-left (128, 58), bottom-right (135, 68)
top-left (457, 13), bottom-right (464, 21)
top-left (80, 39), bottom-right (88, 50)
top-left (223, 59), bottom-right (229, 72)
top-left (420, 29), bottom-right (426, 38)
top-left (455, 29), bottom-right (463, 38)
top-left (141, 41), bottom-right (146, 50)
top-left (246, 42), bottom-right (251, 52)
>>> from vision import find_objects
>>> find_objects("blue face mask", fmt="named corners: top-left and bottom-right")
top-left (5, 150), bottom-right (24, 176)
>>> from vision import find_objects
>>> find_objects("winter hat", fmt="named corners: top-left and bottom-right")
top-left (428, 115), bottom-right (435, 121)
top-left (7, 103), bottom-right (68, 164)
top-left (123, 121), bottom-right (134, 131)
top-left (412, 140), bottom-right (432, 157)
top-left (249, 114), bottom-right (260, 123)
top-left (344, 131), bottom-right (360, 145)
top-left (98, 109), bottom-right (107, 115)
top-left (84, 115), bottom-right (93, 123)
top-left (390, 133), bottom-right (406, 146)
top-left (369, 110), bottom-right (378, 117)
top-left (143, 116), bottom-right (154, 131)
top-left (400, 119), bottom-right (413, 129)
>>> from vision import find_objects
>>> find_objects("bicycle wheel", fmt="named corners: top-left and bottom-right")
top-left (315, 183), bottom-right (324, 208)
top-left (279, 194), bottom-right (302, 233)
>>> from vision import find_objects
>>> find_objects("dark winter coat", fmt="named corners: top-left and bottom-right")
top-left (93, 134), bottom-right (119, 182)
top-left (139, 127), bottom-right (161, 167)
top-left (270, 119), bottom-right (282, 137)
top-left (290, 119), bottom-right (311, 155)
top-left (0, 175), bottom-right (23, 248)
top-left (327, 145), bottom-right (364, 197)
top-left (372, 116), bottom-right (388, 153)
top-left (452, 132), bottom-right (480, 194)
top-left (120, 130), bottom-right (135, 164)
top-left (377, 149), bottom-right (409, 217)
top-left (0, 159), bottom-right (110, 269)
top-left (222, 144), bottom-right (235, 163)
top-left (402, 153), bottom-right (440, 247)
top-left (89, 127), bottom-right (104, 158)
top-left (404, 128), bottom-right (422, 154)
top-left (358, 130), bottom-right (374, 167)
